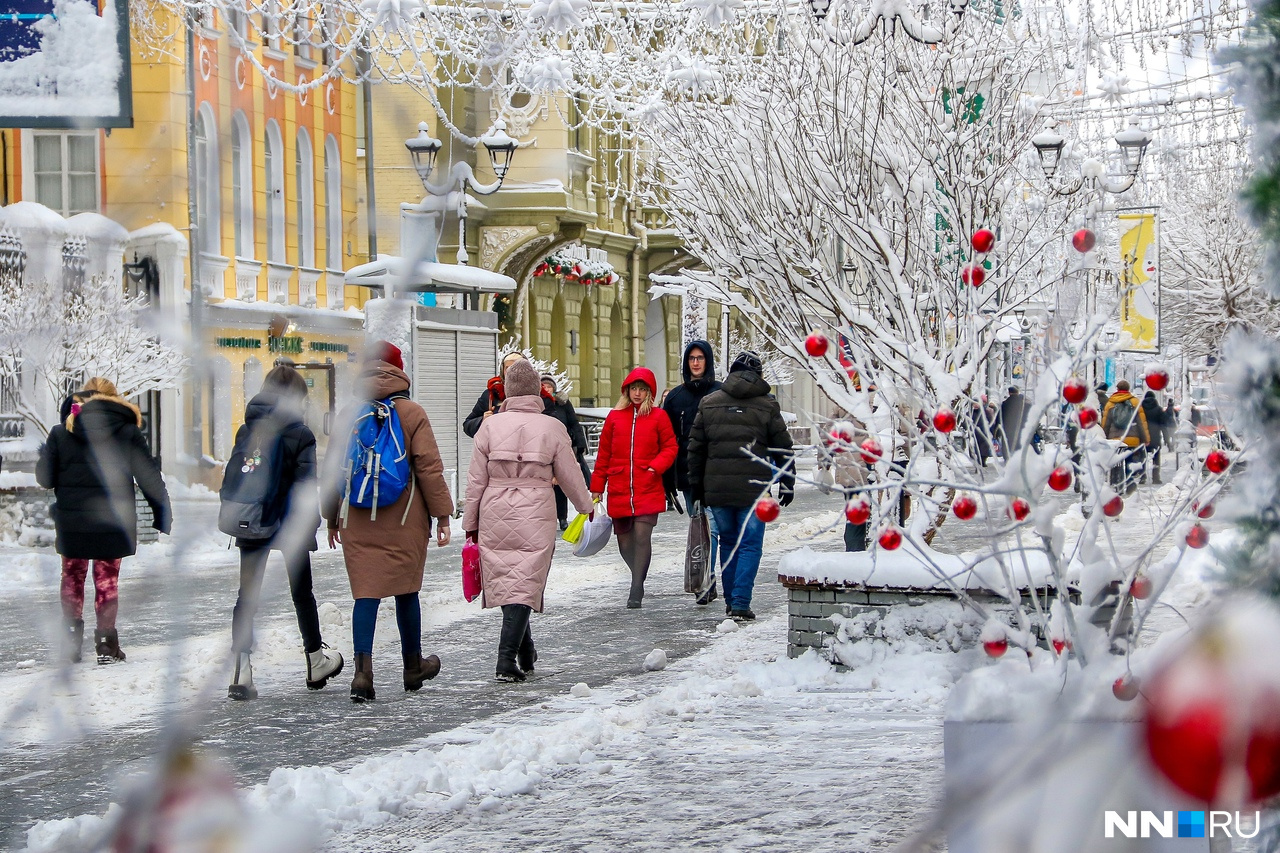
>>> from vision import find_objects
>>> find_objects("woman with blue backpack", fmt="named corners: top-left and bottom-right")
top-left (221, 363), bottom-right (343, 700)
top-left (322, 341), bottom-right (455, 702)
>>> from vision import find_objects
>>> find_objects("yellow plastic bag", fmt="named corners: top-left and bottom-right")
top-left (562, 511), bottom-right (589, 544)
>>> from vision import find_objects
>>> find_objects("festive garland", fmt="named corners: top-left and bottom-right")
top-left (532, 252), bottom-right (617, 286)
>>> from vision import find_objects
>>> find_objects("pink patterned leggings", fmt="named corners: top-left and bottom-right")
top-left (60, 558), bottom-right (123, 630)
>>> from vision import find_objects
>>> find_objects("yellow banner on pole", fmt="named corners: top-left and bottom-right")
top-left (1117, 212), bottom-right (1159, 352)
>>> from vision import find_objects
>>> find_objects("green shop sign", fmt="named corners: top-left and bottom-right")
top-left (269, 336), bottom-right (304, 354)
top-left (309, 341), bottom-right (349, 353)
top-left (215, 336), bottom-right (262, 349)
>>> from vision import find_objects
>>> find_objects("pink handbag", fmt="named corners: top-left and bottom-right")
top-left (462, 538), bottom-right (482, 603)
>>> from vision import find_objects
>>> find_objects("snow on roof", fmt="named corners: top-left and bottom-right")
top-left (778, 544), bottom-right (1055, 592)
top-left (206, 298), bottom-right (364, 326)
top-left (128, 222), bottom-right (186, 245)
top-left (344, 256), bottom-right (518, 294)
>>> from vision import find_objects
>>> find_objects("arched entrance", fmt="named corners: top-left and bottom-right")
top-left (609, 300), bottom-right (626, 397)
top-left (579, 297), bottom-right (597, 406)
top-left (550, 292), bottom-right (568, 371)
top-left (644, 297), bottom-right (668, 395)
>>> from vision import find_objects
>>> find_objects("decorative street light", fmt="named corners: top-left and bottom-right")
top-left (1031, 118), bottom-right (1152, 196)
top-left (807, 0), bottom-right (970, 46)
top-left (403, 119), bottom-right (518, 266)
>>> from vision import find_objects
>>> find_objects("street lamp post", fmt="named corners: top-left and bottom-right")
top-left (1030, 118), bottom-right (1152, 196)
top-left (403, 120), bottom-right (518, 272)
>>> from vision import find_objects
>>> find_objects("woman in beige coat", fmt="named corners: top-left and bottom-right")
top-left (322, 342), bottom-right (454, 702)
top-left (463, 359), bottom-right (592, 682)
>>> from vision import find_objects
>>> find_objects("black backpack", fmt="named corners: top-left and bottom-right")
top-left (219, 420), bottom-right (290, 539)
top-left (1106, 399), bottom-right (1137, 440)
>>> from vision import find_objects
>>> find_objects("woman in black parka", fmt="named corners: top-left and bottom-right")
top-left (224, 364), bottom-right (343, 700)
top-left (37, 377), bottom-right (171, 665)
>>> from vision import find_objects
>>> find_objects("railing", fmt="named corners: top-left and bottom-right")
top-left (0, 415), bottom-right (26, 439)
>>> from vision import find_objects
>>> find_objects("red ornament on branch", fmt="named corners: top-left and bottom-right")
top-left (859, 438), bottom-right (883, 465)
top-left (754, 498), bottom-right (781, 523)
top-left (1205, 451), bottom-right (1231, 474)
top-left (1145, 368), bottom-right (1170, 391)
top-left (971, 228), bottom-right (996, 254)
top-left (845, 499), bottom-right (871, 525)
top-left (1048, 467), bottom-right (1073, 491)
top-left (1130, 574), bottom-right (1153, 599)
top-left (1079, 407), bottom-right (1099, 429)
top-left (1113, 674), bottom-right (1140, 701)
top-left (1062, 378), bottom-right (1088, 404)
top-left (952, 495), bottom-right (978, 520)
top-left (1072, 228), bottom-right (1096, 252)
top-left (804, 333), bottom-right (829, 358)
top-left (878, 526), bottom-right (902, 550)
top-left (1186, 524), bottom-right (1210, 549)
top-left (1008, 498), bottom-right (1031, 521)
top-left (1103, 495), bottom-right (1125, 517)
top-left (961, 264), bottom-right (986, 287)
top-left (983, 638), bottom-right (1008, 658)
top-left (933, 408), bottom-right (957, 433)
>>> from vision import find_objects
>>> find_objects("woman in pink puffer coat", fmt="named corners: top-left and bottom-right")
top-left (463, 358), bottom-right (593, 682)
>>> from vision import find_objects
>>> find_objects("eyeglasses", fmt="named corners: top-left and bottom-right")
top-left (688, 354), bottom-right (706, 362)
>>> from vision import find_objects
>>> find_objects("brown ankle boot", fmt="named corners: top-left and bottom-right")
top-left (402, 653), bottom-right (441, 692)
top-left (350, 653), bottom-right (375, 703)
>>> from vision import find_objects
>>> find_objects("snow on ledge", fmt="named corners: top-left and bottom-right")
top-left (777, 545), bottom-right (1055, 592)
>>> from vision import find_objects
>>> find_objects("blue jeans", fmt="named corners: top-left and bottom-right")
top-left (708, 506), bottom-right (766, 611)
top-left (684, 490), bottom-right (718, 575)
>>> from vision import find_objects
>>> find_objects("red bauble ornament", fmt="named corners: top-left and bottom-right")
top-left (1052, 638), bottom-right (1070, 655)
top-left (961, 264), bottom-right (986, 287)
top-left (1205, 450), bottom-right (1231, 474)
top-left (804, 333), bottom-right (829, 358)
top-left (754, 498), bottom-right (781, 523)
top-left (1048, 467), bottom-right (1073, 491)
top-left (828, 422), bottom-right (856, 450)
top-left (1009, 498), bottom-right (1031, 521)
top-left (1186, 524), bottom-right (1210, 549)
top-left (983, 639), bottom-right (1008, 658)
top-left (952, 495), bottom-right (978, 521)
top-left (845, 499), bottom-right (871, 525)
top-left (1072, 228), bottom-right (1097, 252)
top-left (1145, 368), bottom-right (1170, 391)
top-left (1113, 674), bottom-right (1140, 702)
top-left (1145, 642), bottom-right (1280, 802)
top-left (1197, 503), bottom-right (1216, 519)
top-left (878, 526), bottom-right (902, 550)
top-left (1062, 378), bottom-right (1088, 404)
top-left (1103, 495), bottom-right (1124, 517)
top-left (932, 408), bottom-right (957, 434)
top-left (1079, 407), bottom-right (1099, 429)
top-left (971, 228), bottom-right (996, 254)
top-left (859, 438), bottom-right (883, 465)
top-left (1131, 574), bottom-right (1153, 600)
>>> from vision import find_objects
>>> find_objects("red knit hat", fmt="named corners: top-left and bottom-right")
top-left (370, 340), bottom-right (403, 371)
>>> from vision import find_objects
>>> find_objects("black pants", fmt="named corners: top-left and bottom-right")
top-left (554, 485), bottom-right (568, 523)
top-left (499, 603), bottom-right (533, 664)
top-left (844, 522), bottom-right (868, 552)
top-left (231, 544), bottom-right (322, 655)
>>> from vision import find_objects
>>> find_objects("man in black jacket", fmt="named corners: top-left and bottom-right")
top-left (687, 351), bottom-right (794, 620)
top-left (662, 341), bottom-right (722, 600)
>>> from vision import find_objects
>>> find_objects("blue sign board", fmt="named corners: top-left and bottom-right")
top-left (0, 0), bottom-right (53, 62)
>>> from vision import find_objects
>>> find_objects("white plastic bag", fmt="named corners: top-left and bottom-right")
top-left (573, 510), bottom-right (613, 557)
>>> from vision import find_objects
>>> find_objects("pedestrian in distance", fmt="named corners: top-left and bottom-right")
top-left (463, 359), bottom-right (593, 682)
top-left (220, 364), bottom-right (344, 700)
top-left (661, 340), bottom-right (723, 603)
top-left (590, 367), bottom-right (678, 609)
top-left (1101, 380), bottom-right (1151, 494)
top-left (1095, 382), bottom-right (1111, 412)
top-left (997, 386), bottom-right (1029, 459)
top-left (322, 342), bottom-right (454, 702)
top-left (830, 415), bottom-right (871, 552)
top-left (687, 351), bottom-right (795, 620)
top-left (967, 396), bottom-right (994, 466)
top-left (37, 377), bottom-right (172, 665)
top-left (1140, 390), bottom-right (1168, 485)
top-left (540, 372), bottom-right (590, 531)
top-left (464, 351), bottom-right (545, 438)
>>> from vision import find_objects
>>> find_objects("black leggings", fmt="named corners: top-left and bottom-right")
top-left (231, 545), bottom-right (322, 655)
top-left (616, 515), bottom-right (657, 602)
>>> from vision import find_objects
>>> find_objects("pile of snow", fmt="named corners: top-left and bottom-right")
top-left (0, 472), bottom-right (40, 489)
top-left (643, 649), bottom-right (668, 671)
top-left (777, 544), bottom-right (1054, 591)
top-left (763, 509), bottom-right (842, 545)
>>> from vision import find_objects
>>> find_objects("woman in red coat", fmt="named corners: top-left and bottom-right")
top-left (590, 367), bottom-right (678, 609)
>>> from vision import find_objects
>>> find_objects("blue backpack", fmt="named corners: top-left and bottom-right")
top-left (340, 395), bottom-right (413, 524)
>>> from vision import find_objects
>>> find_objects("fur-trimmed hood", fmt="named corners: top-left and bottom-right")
top-left (66, 393), bottom-right (143, 435)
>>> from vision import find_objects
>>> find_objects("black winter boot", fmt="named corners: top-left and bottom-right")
top-left (496, 605), bottom-right (530, 682)
top-left (63, 618), bottom-right (84, 664)
top-left (95, 629), bottom-right (125, 665)
top-left (350, 653), bottom-right (375, 703)
top-left (517, 620), bottom-right (537, 673)
top-left (403, 652), bottom-right (441, 692)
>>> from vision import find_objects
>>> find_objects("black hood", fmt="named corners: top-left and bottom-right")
top-left (245, 392), bottom-right (305, 429)
top-left (682, 340), bottom-right (717, 387)
top-left (70, 397), bottom-right (140, 442)
top-left (722, 370), bottom-right (770, 400)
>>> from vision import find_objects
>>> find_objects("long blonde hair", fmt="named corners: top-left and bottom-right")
top-left (83, 376), bottom-right (119, 398)
top-left (615, 381), bottom-right (654, 416)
